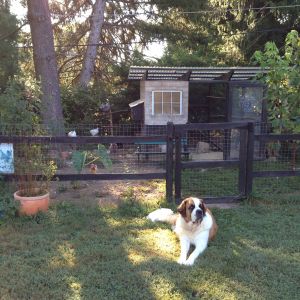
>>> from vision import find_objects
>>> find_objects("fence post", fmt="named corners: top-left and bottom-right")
top-left (238, 126), bottom-right (248, 196)
top-left (174, 129), bottom-right (182, 204)
top-left (245, 122), bottom-right (255, 196)
top-left (166, 122), bottom-right (174, 202)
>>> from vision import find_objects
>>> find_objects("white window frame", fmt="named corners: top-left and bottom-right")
top-left (151, 90), bottom-right (183, 115)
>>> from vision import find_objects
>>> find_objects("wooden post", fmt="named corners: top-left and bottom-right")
top-left (224, 81), bottom-right (232, 160)
top-left (245, 122), bottom-right (254, 196)
top-left (174, 130), bottom-right (182, 203)
top-left (166, 122), bottom-right (174, 202)
top-left (238, 127), bottom-right (247, 196)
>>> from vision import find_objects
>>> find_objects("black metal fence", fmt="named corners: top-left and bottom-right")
top-left (0, 122), bottom-right (299, 203)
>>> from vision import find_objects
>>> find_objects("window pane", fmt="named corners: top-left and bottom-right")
top-left (172, 92), bottom-right (181, 114)
top-left (163, 92), bottom-right (172, 114)
top-left (173, 103), bottom-right (180, 114)
top-left (153, 92), bottom-right (162, 114)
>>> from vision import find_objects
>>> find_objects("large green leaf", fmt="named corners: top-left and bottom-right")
top-left (96, 144), bottom-right (112, 169)
top-left (72, 151), bottom-right (87, 173)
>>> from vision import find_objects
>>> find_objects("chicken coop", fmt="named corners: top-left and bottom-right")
top-left (128, 66), bottom-right (268, 159)
top-left (128, 66), bottom-right (267, 126)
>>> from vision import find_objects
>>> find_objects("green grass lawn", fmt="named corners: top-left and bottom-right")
top-left (0, 187), bottom-right (299, 300)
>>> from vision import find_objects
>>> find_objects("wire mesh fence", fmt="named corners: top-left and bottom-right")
top-left (181, 167), bottom-right (240, 198)
top-left (253, 140), bottom-right (300, 171)
top-left (179, 126), bottom-right (242, 198)
top-left (0, 122), bottom-right (299, 201)
top-left (0, 123), bottom-right (168, 178)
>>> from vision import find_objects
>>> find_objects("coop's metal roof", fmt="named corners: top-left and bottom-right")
top-left (128, 66), bottom-right (267, 81)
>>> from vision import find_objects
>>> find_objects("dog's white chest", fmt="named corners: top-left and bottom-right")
top-left (174, 214), bottom-right (212, 243)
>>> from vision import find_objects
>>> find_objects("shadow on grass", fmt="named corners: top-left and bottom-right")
top-left (0, 202), bottom-right (159, 299)
top-left (0, 199), bottom-right (299, 299)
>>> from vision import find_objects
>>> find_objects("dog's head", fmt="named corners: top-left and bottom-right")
top-left (177, 197), bottom-right (206, 223)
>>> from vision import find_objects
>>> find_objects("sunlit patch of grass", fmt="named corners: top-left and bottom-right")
top-left (126, 228), bottom-right (178, 262)
top-left (50, 242), bottom-right (77, 268)
top-left (65, 276), bottom-right (82, 300)
top-left (148, 275), bottom-right (185, 300)
top-left (126, 248), bottom-right (148, 265)
top-left (0, 192), bottom-right (299, 299)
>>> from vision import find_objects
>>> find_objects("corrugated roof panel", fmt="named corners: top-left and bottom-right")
top-left (128, 66), bottom-right (267, 81)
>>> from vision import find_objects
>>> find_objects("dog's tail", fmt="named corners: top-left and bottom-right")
top-left (147, 208), bottom-right (177, 226)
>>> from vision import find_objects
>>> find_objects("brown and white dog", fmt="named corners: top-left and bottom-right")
top-left (147, 197), bottom-right (218, 266)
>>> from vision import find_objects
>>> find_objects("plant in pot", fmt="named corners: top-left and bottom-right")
top-left (13, 144), bottom-right (57, 216)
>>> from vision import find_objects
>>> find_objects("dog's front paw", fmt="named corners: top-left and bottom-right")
top-left (177, 257), bottom-right (186, 265)
top-left (182, 258), bottom-right (195, 266)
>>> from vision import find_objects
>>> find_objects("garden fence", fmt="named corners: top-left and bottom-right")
top-left (0, 122), bottom-right (299, 203)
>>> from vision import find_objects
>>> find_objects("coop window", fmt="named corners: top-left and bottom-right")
top-left (152, 91), bottom-right (182, 115)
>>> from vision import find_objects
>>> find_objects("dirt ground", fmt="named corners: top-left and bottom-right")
top-left (49, 179), bottom-right (238, 209)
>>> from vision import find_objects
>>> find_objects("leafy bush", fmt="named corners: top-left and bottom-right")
top-left (0, 78), bottom-right (41, 130)
top-left (61, 85), bottom-right (109, 125)
top-left (0, 3), bottom-right (18, 90)
top-left (0, 178), bottom-right (18, 223)
top-left (252, 30), bottom-right (300, 133)
top-left (14, 144), bottom-right (57, 197)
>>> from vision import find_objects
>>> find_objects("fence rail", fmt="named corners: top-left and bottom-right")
top-left (0, 122), bottom-right (299, 203)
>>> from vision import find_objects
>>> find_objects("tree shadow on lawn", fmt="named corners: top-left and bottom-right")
top-left (0, 202), bottom-right (161, 299)
top-left (0, 202), bottom-right (299, 299)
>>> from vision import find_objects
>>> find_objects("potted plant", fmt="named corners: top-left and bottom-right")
top-left (13, 144), bottom-right (57, 216)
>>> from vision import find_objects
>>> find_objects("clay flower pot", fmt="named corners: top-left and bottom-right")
top-left (14, 189), bottom-right (50, 216)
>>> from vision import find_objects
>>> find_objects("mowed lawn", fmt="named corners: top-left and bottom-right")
top-left (0, 189), bottom-right (300, 299)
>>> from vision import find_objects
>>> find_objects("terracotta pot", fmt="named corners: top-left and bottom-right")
top-left (14, 189), bottom-right (50, 216)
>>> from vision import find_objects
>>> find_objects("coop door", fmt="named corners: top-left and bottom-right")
top-left (229, 82), bottom-right (265, 159)
top-left (229, 83), bottom-right (264, 123)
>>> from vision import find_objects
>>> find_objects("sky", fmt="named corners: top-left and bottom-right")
top-left (10, 0), bottom-right (165, 60)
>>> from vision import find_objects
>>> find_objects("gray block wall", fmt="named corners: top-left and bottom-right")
top-left (141, 80), bottom-right (189, 125)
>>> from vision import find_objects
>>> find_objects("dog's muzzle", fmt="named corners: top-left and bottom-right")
top-left (195, 209), bottom-right (204, 223)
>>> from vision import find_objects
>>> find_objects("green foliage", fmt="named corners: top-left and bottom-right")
top-left (61, 85), bottom-right (109, 125)
top-left (14, 144), bottom-right (57, 196)
top-left (0, 178), bottom-right (18, 222)
top-left (117, 187), bottom-right (146, 217)
top-left (71, 151), bottom-right (87, 174)
top-left (155, 1), bottom-right (300, 66)
top-left (71, 144), bottom-right (112, 173)
top-left (0, 78), bottom-right (41, 130)
top-left (96, 144), bottom-right (112, 169)
top-left (0, 2), bottom-right (18, 90)
top-left (252, 30), bottom-right (300, 133)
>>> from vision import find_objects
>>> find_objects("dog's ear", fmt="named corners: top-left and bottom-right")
top-left (200, 199), bottom-right (206, 215)
top-left (177, 199), bottom-right (187, 217)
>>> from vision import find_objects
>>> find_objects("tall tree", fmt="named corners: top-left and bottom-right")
top-left (156, 0), bottom-right (300, 66)
top-left (0, 0), bottom-right (18, 90)
top-left (79, 0), bottom-right (106, 87)
top-left (27, 0), bottom-right (64, 134)
top-left (49, 0), bottom-right (158, 86)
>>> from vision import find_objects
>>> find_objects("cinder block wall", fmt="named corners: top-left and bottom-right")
top-left (141, 80), bottom-right (189, 125)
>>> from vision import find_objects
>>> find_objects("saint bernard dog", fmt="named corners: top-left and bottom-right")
top-left (147, 197), bottom-right (218, 266)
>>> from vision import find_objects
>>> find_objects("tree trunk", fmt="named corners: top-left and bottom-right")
top-left (27, 0), bottom-right (65, 135)
top-left (79, 0), bottom-right (106, 88)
